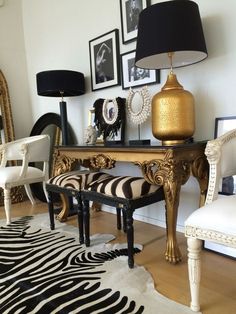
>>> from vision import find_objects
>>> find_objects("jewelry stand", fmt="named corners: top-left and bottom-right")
top-left (129, 124), bottom-right (150, 146)
top-left (127, 86), bottom-right (151, 146)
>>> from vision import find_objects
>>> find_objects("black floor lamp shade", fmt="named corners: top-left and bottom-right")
top-left (36, 70), bottom-right (85, 145)
top-left (36, 70), bottom-right (85, 97)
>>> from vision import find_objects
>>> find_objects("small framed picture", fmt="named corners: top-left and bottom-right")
top-left (121, 50), bottom-right (160, 89)
top-left (214, 116), bottom-right (236, 195)
top-left (93, 98), bottom-right (126, 145)
top-left (214, 116), bottom-right (236, 139)
top-left (119, 0), bottom-right (150, 44)
top-left (89, 29), bottom-right (120, 91)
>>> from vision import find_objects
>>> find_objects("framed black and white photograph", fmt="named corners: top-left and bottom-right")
top-left (89, 29), bottom-right (120, 91)
top-left (121, 50), bottom-right (160, 89)
top-left (119, 0), bottom-right (150, 44)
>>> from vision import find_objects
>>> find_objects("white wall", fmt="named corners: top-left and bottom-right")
top-left (2, 0), bottom-right (236, 231)
top-left (0, 0), bottom-right (32, 138)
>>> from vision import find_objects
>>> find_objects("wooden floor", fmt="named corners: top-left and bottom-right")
top-left (1, 200), bottom-right (235, 314)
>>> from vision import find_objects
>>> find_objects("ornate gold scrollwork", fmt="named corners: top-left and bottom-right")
top-left (136, 150), bottom-right (190, 187)
top-left (136, 149), bottom-right (191, 263)
top-left (89, 153), bottom-right (116, 170)
top-left (52, 150), bottom-right (78, 176)
top-left (0, 70), bottom-right (15, 144)
top-left (52, 150), bottom-right (79, 222)
top-left (191, 155), bottom-right (209, 180)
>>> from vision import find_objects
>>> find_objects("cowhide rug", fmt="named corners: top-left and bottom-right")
top-left (0, 214), bottom-right (201, 314)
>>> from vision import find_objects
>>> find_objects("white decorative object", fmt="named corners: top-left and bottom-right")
top-left (84, 125), bottom-right (97, 145)
top-left (102, 98), bottom-right (119, 125)
top-left (126, 86), bottom-right (151, 125)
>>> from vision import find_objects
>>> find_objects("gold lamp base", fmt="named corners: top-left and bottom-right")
top-left (152, 73), bottom-right (195, 145)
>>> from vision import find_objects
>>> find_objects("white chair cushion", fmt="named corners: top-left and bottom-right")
top-left (0, 166), bottom-right (44, 188)
top-left (185, 195), bottom-right (236, 236)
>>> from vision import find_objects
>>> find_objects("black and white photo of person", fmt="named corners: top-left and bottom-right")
top-left (94, 39), bottom-right (114, 83)
top-left (128, 58), bottom-right (150, 82)
top-left (126, 0), bottom-right (142, 33)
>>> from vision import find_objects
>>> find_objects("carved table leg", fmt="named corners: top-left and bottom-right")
top-left (136, 150), bottom-right (191, 264)
top-left (192, 156), bottom-right (209, 207)
top-left (163, 180), bottom-right (182, 263)
top-left (56, 194), bottom-right (69, 222)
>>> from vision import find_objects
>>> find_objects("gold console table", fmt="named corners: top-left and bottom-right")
top-left (54, 142), bottom-right (209, 264)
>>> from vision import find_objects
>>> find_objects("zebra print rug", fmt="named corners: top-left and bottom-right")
top-left (0, 214), bottom-right (201, 314)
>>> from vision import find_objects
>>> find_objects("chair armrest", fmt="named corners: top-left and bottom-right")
top-left (0, 144), bottom-right (6, 167)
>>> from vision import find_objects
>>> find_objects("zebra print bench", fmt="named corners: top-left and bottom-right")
top-left (81, 175), bottom-right (165, 268)
top-left (46, 170), bottom-right (111, 244)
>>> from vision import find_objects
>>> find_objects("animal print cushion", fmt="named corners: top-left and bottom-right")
top-left (87, 175), bottom-right (161, 199)
top-left (47, 170), bottom-right (111, 191)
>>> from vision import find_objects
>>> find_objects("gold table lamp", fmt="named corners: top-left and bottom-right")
top-left (135, 0), bottom-right (208, 145)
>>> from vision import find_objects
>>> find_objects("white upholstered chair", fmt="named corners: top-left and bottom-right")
top-left (0, 135), bottom-right (50, 224)
top-left (185, 129), bottom-right (236, 312)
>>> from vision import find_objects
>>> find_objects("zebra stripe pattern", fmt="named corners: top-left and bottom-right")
top-left (0, 216), bottom-right (143, 314)
top-left (87, 175), bottom-right (161, 199)
top-left (47, 170), bottom-right (111, 191)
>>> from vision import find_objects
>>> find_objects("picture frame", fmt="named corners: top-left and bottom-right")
top-left (119, 0), bottom-right (150, 44)
top-left (93, 97), bottom-right (126, 146)
top-left (121, 50), bottom-right (160, 89)
top-left (214, 116), bottom-right (236, 139)
top-left (214, 116), bottom-right (236, 195)
top-left (89, 29), bottom-right (120, 91)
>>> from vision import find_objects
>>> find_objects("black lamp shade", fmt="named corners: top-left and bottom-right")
top-left (36, 70), bottom-right (85, 97)
top-left (135, 0), bottom-right (208, 69)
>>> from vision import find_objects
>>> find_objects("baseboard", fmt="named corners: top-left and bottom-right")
top-left (101, 205), bottom-right (185, 233)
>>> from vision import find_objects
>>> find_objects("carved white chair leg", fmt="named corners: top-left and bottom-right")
top-left (187, 237), bottom-right (202, 312)
top-left (24, 184), bottom-right (36, 205)
top-left (4, 188), bottom-right (11, 225)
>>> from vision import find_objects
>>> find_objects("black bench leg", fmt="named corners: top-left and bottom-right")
top-left (122, 209), bottom-right (127, 233)
top-left (76, 194), bottom-right (84, 244)
top-left (126, 207), bottom-right (134, 268)
top-left (116, 207), bottom-right (121, 230)
top-left (47, 191), bottom-right (55, 230)
top-left (83, 199), bottom-right (90, 247)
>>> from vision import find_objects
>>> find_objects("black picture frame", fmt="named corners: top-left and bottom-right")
top-left (89, 29), bottom-right (120, 91)
top-left (214, 116), bottom-right (236, 196)
top-left (93, 97), bottom-right (126, 146)
top-left (119, 0), bottom-right (150, 44)
top-left (121, 50), bottom-right (160, 89)
top-left (214, 116), bottom-right (236, 139)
